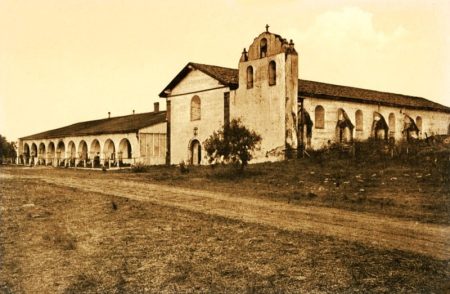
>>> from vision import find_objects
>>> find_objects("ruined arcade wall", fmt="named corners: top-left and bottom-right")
top-left (303, 96), bottom-right (450, 149)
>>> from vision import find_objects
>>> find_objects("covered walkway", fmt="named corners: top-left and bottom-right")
top-left (17, 110), bottom-right (167, 168)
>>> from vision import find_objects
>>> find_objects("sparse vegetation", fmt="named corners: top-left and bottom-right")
top-left (131, 162), bottom-right (148, 173)
top-left (179, 161), bottom-right (189, 174)
top-left (116, 138), bottom-right (450, 224)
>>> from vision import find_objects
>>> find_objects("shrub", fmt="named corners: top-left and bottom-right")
top-left (131, 163), bottom-right (148, 173)
top-left (203, 119), bottom-right (262, 171)
top-left (179, 161), bottom-right (189, 174)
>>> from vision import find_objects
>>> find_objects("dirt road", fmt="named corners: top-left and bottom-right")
top-left (3, 169), bottom-right (449, 260)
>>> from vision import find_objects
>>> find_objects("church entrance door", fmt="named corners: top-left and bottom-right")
top-left (190, 140), bottom-right (201, 165)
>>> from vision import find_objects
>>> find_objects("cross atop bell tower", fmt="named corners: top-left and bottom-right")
top-left (265, 24), bottom-right (270, 32)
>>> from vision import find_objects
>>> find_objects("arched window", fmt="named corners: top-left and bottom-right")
top-left (315, 105), bottom-right (325, 129)
top-left (416, 116), bottom-right (422, 131)
top-left (268, 61), bottom-right (276, 86)
top-left (260, 38), bottom-right (267, 58)
top-left (388, 113), bottom-right (395, 135)
top-left (190, 95), bottom-right (201, 121)
top-left (246, 66), bottom-right (254, 89)
top-left (355, 110), bottom-right (363, 131)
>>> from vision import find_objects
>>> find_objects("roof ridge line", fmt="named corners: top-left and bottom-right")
top-left (298, 79), bottom-right (429, 100)
top-left (20, 111), bottom-right (166, 140)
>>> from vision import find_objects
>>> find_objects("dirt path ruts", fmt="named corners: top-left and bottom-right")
top-left (12, 172), bottom-right (450, 260)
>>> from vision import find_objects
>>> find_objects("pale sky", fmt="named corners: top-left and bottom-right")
top-left (1, 0), bottom-right (449, 141)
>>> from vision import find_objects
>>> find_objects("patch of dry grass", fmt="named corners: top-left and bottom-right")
top-left (1, 171), bottom-right (449, 293)
top-left (6, 148), bottom-right (449, 225)
top-left (99, 151), bottom-right (450, 224)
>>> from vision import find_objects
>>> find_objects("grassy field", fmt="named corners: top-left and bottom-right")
top-left (0, 149), bottom-right (449, 293)
top-left (123, 150), bottom-right (450, 225)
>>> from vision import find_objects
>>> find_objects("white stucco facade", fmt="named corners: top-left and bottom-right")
top-left (168, 69), bottom-right (233, 165)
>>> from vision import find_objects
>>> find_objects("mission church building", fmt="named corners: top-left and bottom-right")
top-left (17, 27), bottom-right (450, 168)
top-left (160, 26), bottom-right (450, 165)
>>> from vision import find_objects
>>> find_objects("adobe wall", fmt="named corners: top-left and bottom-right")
top-left (284, 53), bottom-right (299, 150)
top-left (303, 96), bottom-right (450, 149)
top-left (233, 53), bottom-right (287, 162)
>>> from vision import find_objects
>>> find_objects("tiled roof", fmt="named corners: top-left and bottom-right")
top-left (190, 63), bottom-right (239, 86)
top-left (20, 111), bottom-right (166, 140)
top-left (298, 80), bottom-right (450, 113)
top-left (159, 62), bottom-right (239, 97)
top-left (160, 63), bottom-right (450, 113)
